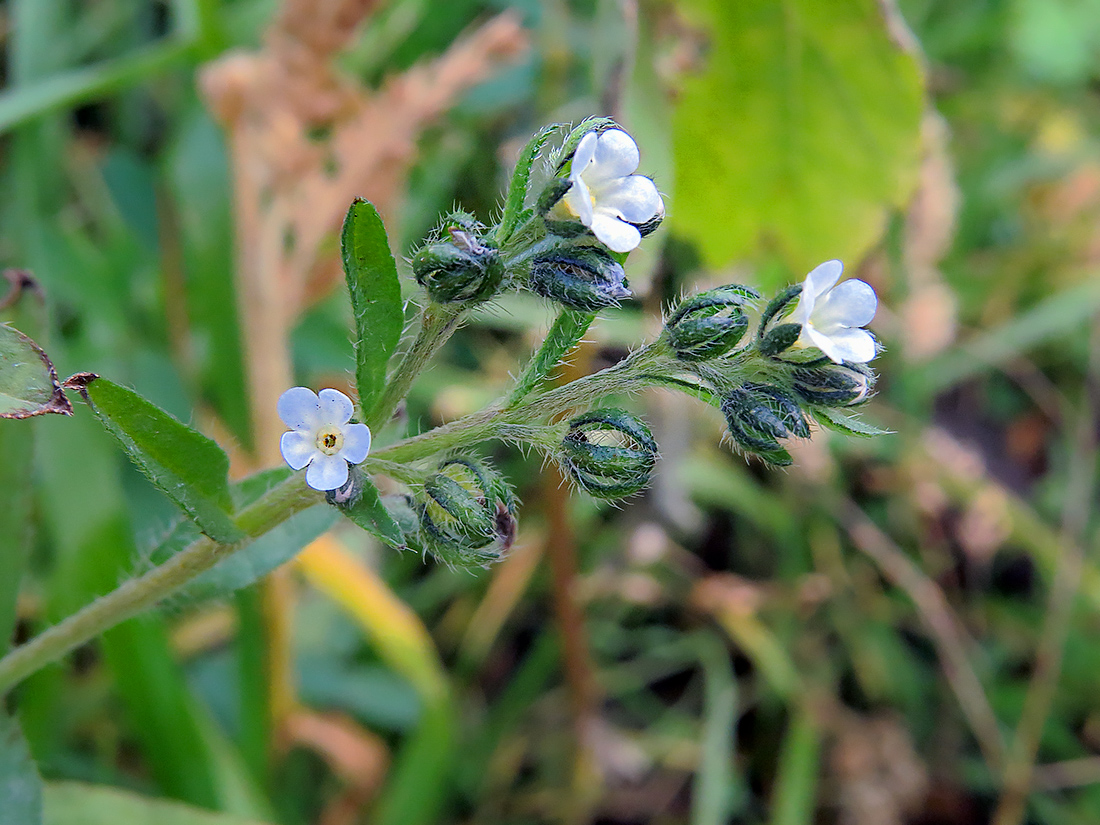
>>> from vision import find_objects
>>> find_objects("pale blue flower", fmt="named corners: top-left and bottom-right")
top-left (789, 260), bottom-right (878, 364)
top-left (278, 387), bottom-right (371, 491)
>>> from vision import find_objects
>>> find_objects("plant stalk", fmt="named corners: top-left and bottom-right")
top-left (0, 474), bottom-right (320, 696)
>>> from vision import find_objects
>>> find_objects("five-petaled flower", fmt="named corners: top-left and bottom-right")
top-left (278, 387), bottom-right (371, 491)
top-left (788, 260), bottom-right (878, 364)
top-left (562, 128), bottom-right (663, 254)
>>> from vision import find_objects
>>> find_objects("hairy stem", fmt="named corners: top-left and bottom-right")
top-left (368, 302), bottom-right (463, 431)
top-left (0, 474), bottom-right (321, 696)
top-left (506, 309), bottom-right (595, 408)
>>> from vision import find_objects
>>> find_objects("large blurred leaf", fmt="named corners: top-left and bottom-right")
top-left (341, 199), bottom-right (404, 416)
top-left (0, 325), bottom-right (71, 418)
top-left (43, 782), bottom-right (272, 825)
top-left (671, 0), bottom-right (924, 283)
top-left (0, 711), bottom-right (42, 825)
top-left (81, 377), bottom-right (242, 543)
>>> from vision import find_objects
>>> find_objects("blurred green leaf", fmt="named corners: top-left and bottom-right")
top-left (180, 506), bottom-right (337, 603)
top-left (43, 782), bottom-right (273, 825)
top-left (342, 476), bottom-right (407, 548)
top-left (298, 660), bottom-right (421, 733)
top-left (769, 708), bottom-right (821, 825)
top-left (0, 325), bottom-right (72, 418)
top-left (671, 0), bottom-right (924, 283)
top-left (0, 711), bottom-right (42, 825)
top-left (81, 377), bottom-right (242, 543)
top-left (341, 199), bottom-right (404, 416)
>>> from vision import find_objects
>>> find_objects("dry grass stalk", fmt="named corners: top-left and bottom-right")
top-left (199, 2), bottom-right (528, 464)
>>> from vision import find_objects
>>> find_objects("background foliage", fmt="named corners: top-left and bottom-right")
top-left (2, 0), bottom-right (1100, 823)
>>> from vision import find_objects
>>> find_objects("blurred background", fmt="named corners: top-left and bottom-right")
top-left (3, 0), bottom-right (1100, 823)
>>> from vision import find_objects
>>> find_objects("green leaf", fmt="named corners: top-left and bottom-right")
top-left (0, 711), bottom-right (42, 825)
top-left (0, 324), bottom-right (72, 418)
top-left (79, 377), bottom-right (243, 543)
top-left (671, 0), bottom-right (924, 284)
top-left (497, 123), bottom-right (558, 245)
top-left (43, 782), bottom-right (273, 825)
top-left (180, 505), bottom-right (338, 603)
top-left (341, 199), bottom-right (404, 415)
top-left (342, 476), bottom-right (406, 549)
top-left (812, 406), bottom-right (891, 437)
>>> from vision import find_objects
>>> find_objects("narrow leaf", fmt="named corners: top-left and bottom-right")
top-left (78, 376), bottom-right (243, 542)
top-left (341, 199), bottom-right (404, 414)
top-left (342, 477), bottom-right (406, 549)
top-left (0, 711), bottom-right (42, 825)
top-left (0, 324), bottom-right (71, 418)
top-left (813, 406), bottom-right (892, 438)
top-left (497, 123), bottom-right (558, 245)
top-left (43, 781), bottom-right (273, 825)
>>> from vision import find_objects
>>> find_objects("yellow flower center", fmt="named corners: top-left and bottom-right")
top-left (316, 426), bottom-right (344, 456)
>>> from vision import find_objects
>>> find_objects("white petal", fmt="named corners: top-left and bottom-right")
top-left (788, 292), bottom-right (813, 325)
top-left (803, 260), bottom-right (843, 302)
top-left (811, 279), bottom-right (877, 330)
top-left (306, 454), bottom-right (349, 491)
top-left (591, 175), bottom-right (661, 224)
top-left (804, 324), bottom-right (844, 363)
top-left (277, 387), bottom-right (321, 431)
top-left (825, 327), bottom-right (877, 363)
top-left (590, 213), bottom-right (641, 253)
top-left (564, 177), bottom-right (594, 226)
top-left (588, 129), bottom-right (640, 182)
top-left (340, 423), bottom-right (372, 464)
top-left (317, 387), bottom-right (354, 425)
top-left (570, 131), bottom-right (598, 181)
top-left (280, 431), bottom-right (318, 471)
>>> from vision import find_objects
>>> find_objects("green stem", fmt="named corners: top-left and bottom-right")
top-left (506, 309), bottom-right (595, 408)
top-left (0, 344), bottom-right (667, 694)
top-left (368, 302), bottom-right (463, 431)
top-left (0, 474), bottom-right (321, 696)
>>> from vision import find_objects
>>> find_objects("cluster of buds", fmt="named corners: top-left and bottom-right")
top-left (412, 211), bottom-right (504, 305)
top-left (414, 456), bottom-right (517, 568)
top-left (274, 120), bottom-right (886, 568)
top-left (560, 409), bottom-right (658, 499)
top-left (660, 260), bottom-right (880, 464)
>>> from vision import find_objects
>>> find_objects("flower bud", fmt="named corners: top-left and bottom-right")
top-left (529, 247), bottom-right (631, 311)
top-left (721, 383), bottom-right (809, 466)
top-left (417, 457), bottom-right (516, 567)
top-left (561, 408), bottom-right (658, 499)
top-left (665, 285), bottom-right (759, 361)
top-left (755, 284), bottom-right (803, 357)
top-left (412, 228), bottom-right (504, 305)
top-left (791, 364), bottom-right (874, 407)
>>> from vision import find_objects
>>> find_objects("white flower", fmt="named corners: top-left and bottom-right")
top-left (278, 387), bottom-right (372, 491)
top-left (788, 260), bottom-right (878, 364)
top-left (562, 128), bottom-right (663, 254)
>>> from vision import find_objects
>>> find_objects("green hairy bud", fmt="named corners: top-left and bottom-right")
top-left (561, 408), bottom-right (658, 499)
top-left (756, 284), bottom-right (803, 357)
top-left (665, 284), bottom-right (759, 361)
top-left (529, 246), bottom-right (630, 311)
top-left (412, 225), bottom-right (504, 305)
top-left (417, 457), bottom-right (517, 568)
top-left (791, 363), bottom-right (874, 407)
top-left (721, 382), bottom-right (809, 466)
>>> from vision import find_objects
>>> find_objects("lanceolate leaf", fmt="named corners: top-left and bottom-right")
top-left (671, 0), bottom-right (924, 284)
top-left (0, 324), bottom-right (71, 418)
top-left (0, 711), bottom-right (42, 825)
top-left (79, 377), bottom-right (243, 543)
top-left (342, 476), bottom-right (406, 549)
top-left (813, 406), bottom-right (892, 437)
top-left (341, 199), bottom-right (404, 415)
top-left (497, 123), bottom-right (558, 245)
